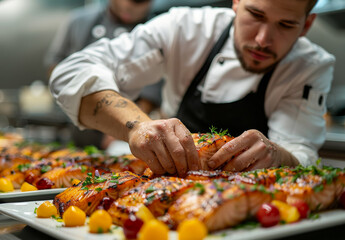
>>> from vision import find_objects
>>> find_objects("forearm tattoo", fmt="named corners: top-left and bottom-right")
top-left (114, 99), bottom-right (128, 108)
top-left (93, 93), bottom-right (128, 116)
top-left (93, 93), bottom-right (141, 130)
top-left (126, 121), bottom-right (139, 129)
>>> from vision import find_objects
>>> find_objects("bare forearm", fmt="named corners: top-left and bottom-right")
top-left (79, 90), bottom-right (151, 142)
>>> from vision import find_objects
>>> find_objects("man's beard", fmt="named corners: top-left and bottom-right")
top-left (234, 39), bottom-right (279, 74)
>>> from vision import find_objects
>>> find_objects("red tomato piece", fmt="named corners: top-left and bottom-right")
top-left (123, 214), bottom-right (144, 239)
top-left (256, 203), bottom-right (280, 227)
top-left (291, 201), bottom-right (310, 219)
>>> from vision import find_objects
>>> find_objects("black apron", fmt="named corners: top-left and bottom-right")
top-left (176, 20), bottom-right (275, 137)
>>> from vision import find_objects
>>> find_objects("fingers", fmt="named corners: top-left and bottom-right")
top-left (174, 122), bottom-right (199, 172)
top-left (222, 141), bottom-right (266, 171)
top-left (135, 149), bottom-right (165, 175)
top-left (221, 130), bottom-right (275, 172)
top-left (129, 118), bottom-right (195, 176)
top-left (152, 140), bottom-right (177, 175)
top-left (208, 131), bottom-right (254, 169)
top-left (242, 155), bottom-right (271, 171)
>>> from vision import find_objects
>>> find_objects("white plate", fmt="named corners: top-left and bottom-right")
top-left (0, 201), bottom-right (345, 240)
top-left (0, 189), bottom-right (66, 202)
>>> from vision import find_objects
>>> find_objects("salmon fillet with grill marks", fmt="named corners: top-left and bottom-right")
top-left (33, 165), bottom-right (103, 189)
top-left (192, 133), bottom-right (234, 170)
top-left (53, 171), bottom-right (143, 216)
top-left (234, 166), bottom-right (343, 211)
top-left (108, 176), bottom-right (194, 226)
top-left (165, 180), bottom-right (249, 232)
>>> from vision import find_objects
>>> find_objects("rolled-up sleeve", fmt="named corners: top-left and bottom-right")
top-left (49, 12), bottom-right (173, 129)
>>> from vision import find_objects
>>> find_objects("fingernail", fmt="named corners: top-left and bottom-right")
top-left (208, 161), bottom-right (216, 168)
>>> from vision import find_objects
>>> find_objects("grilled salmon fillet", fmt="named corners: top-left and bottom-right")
top-left (0, 154), bottom-right (32, 173)
top-left (234, 166), bottom-right (343, 211)
top-left (165, 180), bottom-right (249, 232)
top-left (53, 171), bottom-right (143, 216)
top-left (102, 154), bottom-right (148, 175)
top-left (33, 165), bottom-right (98, 189)
top-left (192, 133), bottom-right (234, 170)
top-left (108, 176), bottom-right (194, 226)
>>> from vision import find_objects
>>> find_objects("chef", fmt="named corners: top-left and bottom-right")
top-left (49, 0), bottom-right (335, 176)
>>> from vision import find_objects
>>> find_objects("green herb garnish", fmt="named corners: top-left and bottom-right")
top-left (194, 183), bottom-right (205, 195)
top-left (95, 187), bottom-right (102, 192)
top-left (84, 145), bottom-right (101, 155)
top-left (145, 185), bottom-right (155, 194)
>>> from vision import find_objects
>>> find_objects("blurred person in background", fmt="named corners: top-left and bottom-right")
top-left (45, 0), bottom-right (162, 150)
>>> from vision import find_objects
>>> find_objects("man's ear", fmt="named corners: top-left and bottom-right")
top-left (232, 0), bottom-right (240, 12)
top-left (300, 13), bottom-right (317, 36)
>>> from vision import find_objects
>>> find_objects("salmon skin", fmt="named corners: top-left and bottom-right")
top-left (108, 177), bottom-right (194, 226)
top-left (192, 132), bottom-right (234, 170)
top-left (53, 171), bottom-right (143, 216)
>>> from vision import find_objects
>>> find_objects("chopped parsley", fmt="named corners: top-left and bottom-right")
top-left (313, 184), bottom-right (324, 192)
top-left (194, 183), bottom-right (205, 195)
top-left (111, 174), bottom-right (120, 180)
top-left (213, 180), bottom-right (224, 192)
top-left (232, 221), bottom-right (260, 230)
top-left (145, 185), bottom-right (156, 194)
top-left (84, 145), bottom-right (102, 155)
top-left (17, 163), bottom-right (32, 172)
top-left (81, 165), bottom-right (87, 173)
top-left (146, 195), bottom-right (155, 204)
top-left (40, 165), bottom-right (52, 173)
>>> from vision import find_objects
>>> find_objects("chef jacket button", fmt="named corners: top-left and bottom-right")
top-left (218, 57), bottom-right (225, 65)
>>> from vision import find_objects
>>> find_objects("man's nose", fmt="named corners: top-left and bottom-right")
top-left (255, 24), bottom-right (273, 48)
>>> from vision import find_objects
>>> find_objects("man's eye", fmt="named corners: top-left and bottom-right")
top-left (279, 23), bottom-right (294, 29)
top-left (250, 11), bottom-right (264, 19)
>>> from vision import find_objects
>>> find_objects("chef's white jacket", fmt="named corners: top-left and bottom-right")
top-left (50, 7), bottom-right (336, 166)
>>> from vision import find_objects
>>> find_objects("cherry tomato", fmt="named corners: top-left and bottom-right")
top-left (123, 214), bottom-right (144, 239)
top-left (291, 201), bottom-right (310, 219)
top-left (36, 177), bottom-right (54, 190)
top-left (340, 191), bottom-right (345, 209)
top-left (24, 172), bottom-right (36, 184)
top-left (256, 203), bottom-right (280, 227)
top-left (99, 197), bottom-right (114, 211)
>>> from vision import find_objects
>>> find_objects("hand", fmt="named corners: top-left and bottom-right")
top-left (128, 118), bottom-right (199, 176)
top-left (207, 130), bottom-right (281, 172)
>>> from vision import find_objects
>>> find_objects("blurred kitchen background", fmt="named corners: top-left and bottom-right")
top-left (0, 0), bottom-right (344, 160)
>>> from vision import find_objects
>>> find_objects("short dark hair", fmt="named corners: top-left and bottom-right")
top-left (306, 0), bottom-right (318, 14)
